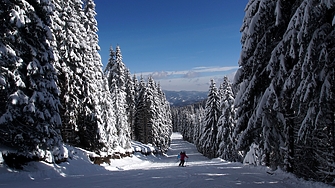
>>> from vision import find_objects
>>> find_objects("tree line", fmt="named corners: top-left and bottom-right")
top-left (1, 0), bottom-right (335, 184)
top-left (172, 77), bottom-right (239, 162)
top-left (173, 0), bottom-right (335, 184)
top-left (0, 0), bottom-right (172, 163)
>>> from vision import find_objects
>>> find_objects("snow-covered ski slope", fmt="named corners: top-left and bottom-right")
top-left (0, 133), bottom-right (331, 188)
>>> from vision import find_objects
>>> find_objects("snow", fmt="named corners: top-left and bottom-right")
top-left (243, 143), bottom-right (260, 165)
top-left (0, 133), bottom-right (331, 188)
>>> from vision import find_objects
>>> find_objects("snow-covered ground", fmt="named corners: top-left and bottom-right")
top-left (0, 133), bottom-right (331, 188)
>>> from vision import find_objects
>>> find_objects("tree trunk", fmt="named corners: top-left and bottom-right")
top-left (285, 109), bottom-right (295, 173)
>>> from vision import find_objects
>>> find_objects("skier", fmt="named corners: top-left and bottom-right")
top-left (178, 151), bottom-right (188, 167)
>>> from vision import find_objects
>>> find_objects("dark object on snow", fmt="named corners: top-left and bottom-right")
top-left (2, 152), bottom-right (38, 170)
top-left (267, 171), bottom-right (275, 175)
top-left (178, 151), bottom-right (188, 167)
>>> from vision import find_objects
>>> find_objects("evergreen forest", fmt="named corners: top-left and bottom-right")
top-left (0, 0), bottom-right (172, 162)
top-left (172, 0), bottom-right (335, 184)
top-left (1, 0), bottom-right (335, 184)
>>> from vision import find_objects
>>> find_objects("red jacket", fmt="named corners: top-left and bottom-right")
top-left (180, 153), bottom-right (188, 160)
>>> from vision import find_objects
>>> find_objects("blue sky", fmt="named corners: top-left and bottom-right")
top-left (95, 0), bottom-right (248, 91)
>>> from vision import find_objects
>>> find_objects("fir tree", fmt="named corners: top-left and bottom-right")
top-left (134, 75), bottom-right (150, 144)
top-left (198, 79), bottom-right (221, 158)
top-left (234, 0), bottom-right (287, 167)
top-left (0, 0), bottom-right (65, 162)
top-left (104, 45), bottom-right (132, 151)
top-left (51, 0), bottom-right (87, 145)
top-left (125, 69), bottom-right (136, 139)
top-left (235, 0), bottom-right (335, 182)
top-left (133, 76), bottom-right (172, 151)
top-left (217, 77), bottom-right (239, 162)
top-left (275, 0), bottom-right (335, 181)
top-left (50, 0), bottom-right (115, 154)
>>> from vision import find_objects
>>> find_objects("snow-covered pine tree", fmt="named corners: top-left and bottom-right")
top-left (67, 0), bottom-right (104, 151)
top-left (144, 76), bottom-right (165, 150)
top-left (171, 100), bottom-right (206, 147)
top-left (48, 0), bottom-right (115, 154)
top-left (83, 45), bottom-right (117, 156)
top-left (172, 105), bottom-right (186, 134)
top-left (181, 106), bottom-right (195, 143)
top-left (79, 0), bottom-right (122, 154)
top-left (96, 77), bottom-right (119, 156)
top-left (50, 0), bottom-right (86, 145)
top-left (171, 106), bottom-right (183, 134)
top-left (134, 75), bottom-right (153, 145)
top-left (261, 0), bottom-right (302, 172)
top-left (198, 79), bottom-right (221, 158)
top-left (216, 79), bottom-right (227, 149)
top-left (216, 77), bottom-right (240, 162)
top-left (157, 83), bottom-right (172, 151)
top-left (133, 76), bottom-right (172, 151)
top-left (234, 0), bottom-right (288, 167)
top-left (73, 0), bottom-right (101, 151)
top-left (193, 104), bottom-right (205, 146)
top-left (146, 77), bottom-right (161, 148)
top-left (273, 1), bottom-right (335, 181)
top-left (236, 0), bottom-right (335, 182)
top-left (0, 0), bottom-right (66, 162)
top-left (125, 69), bottom-right (136, 139)
top-left (104, 45), bottom-right (132, 152)
top-left (171, 107), bottom-right (178, 132)
top-left (131, 74), bottom-right (140, 138)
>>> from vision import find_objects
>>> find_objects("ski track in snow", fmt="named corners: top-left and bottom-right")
top-left (0, 133), bottom-right (331, 188)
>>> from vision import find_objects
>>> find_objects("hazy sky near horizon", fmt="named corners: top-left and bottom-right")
top-left (95, 0), bottom-right (248, 91)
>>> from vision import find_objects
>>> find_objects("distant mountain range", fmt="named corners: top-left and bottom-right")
top-left (163, 90), bottom-right (208, 107)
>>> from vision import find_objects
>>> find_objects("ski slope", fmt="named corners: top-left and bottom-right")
top-left (0, 133), bottom-right (331, 188)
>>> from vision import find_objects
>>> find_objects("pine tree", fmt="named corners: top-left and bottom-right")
top-left (154, 82), bottom-right (172, 151)
top-left (198, 79), bottom-right (221, 158)
top-left (234, 0), bottom-right (288, 167)
top-left (74, 0), bottom-right (99, 152)
top-left (261, 0), bottom-right (335, 180)
top-left (217, 77), bottom-right (240, 162)
top-left (78, 0), bottom-right (123, 154)
top-left (125, 69), bottom-right (136, 139)
top-left (236, 0), bottom-right (335, 182)
top-left (133, 76), bottom-right (172, 151)
top-left (97, 77), bottom-right (119, 155)
top-left (194, 104), bottom-right (205, 146)
top-left (104, 45), bottom-right (132, 151)
top-left (134, 76), bottom-right (151, 144)
top-left (51, 0), bottom-right (87, 145)
top-left (276, 1), bottom-right (335, 181)
top-left (49, 0), bottom-right (115, 154)
top-left (146, 77), bottom-right (159, 147)
top-left (171, 100), bottom-right (206, 147)
top-left (0, 0), bottom-right (66, 162)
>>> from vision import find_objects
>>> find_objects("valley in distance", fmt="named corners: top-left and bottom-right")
top-left (163, 90), bottom-right (208, 107)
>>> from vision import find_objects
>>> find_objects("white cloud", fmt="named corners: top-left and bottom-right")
top-left (150, 71), bottom-right (169, 79)
top-left (136, 66), bottom-right (238, 91)
top-left (191, 66), bottom-right (239, 73)
top-left (157, 72), bottom-right (237, 91)
top-left (183, 71), bottom-right (201, 78)
top-left (157, 77), bottom-right (209, 91)
top-left (139, 66), bottom-right (238, 78)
